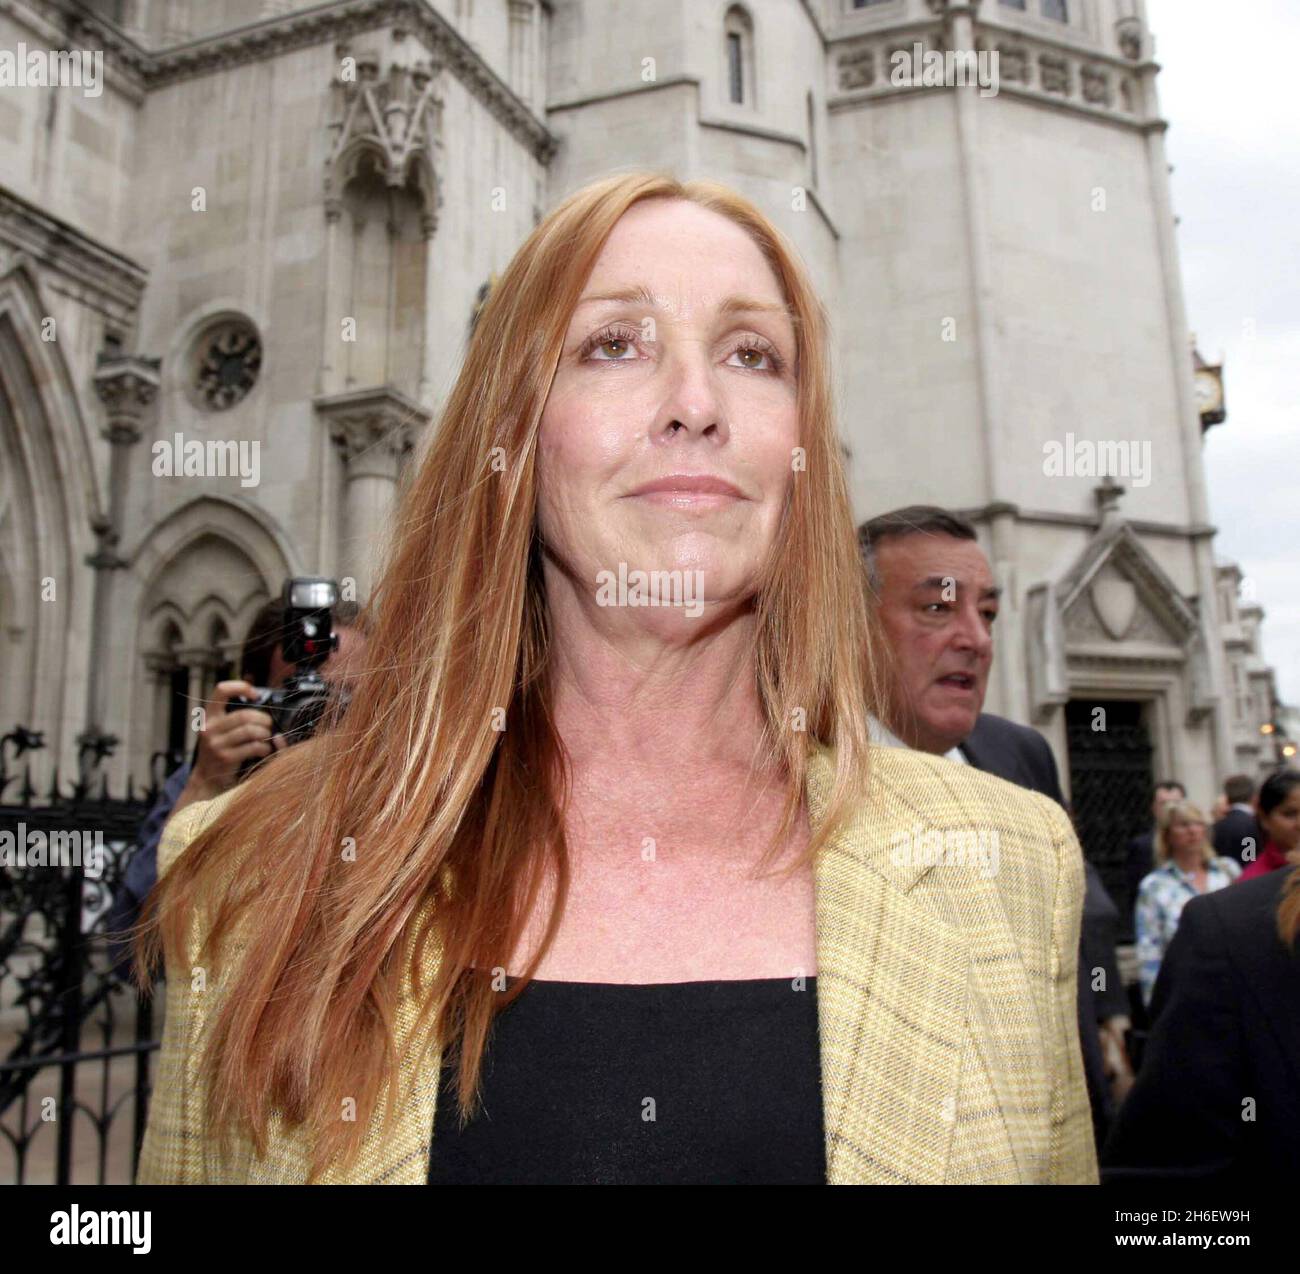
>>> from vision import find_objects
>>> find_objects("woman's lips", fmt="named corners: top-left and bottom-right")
top-left (624, 474), bottom-right (746, 506)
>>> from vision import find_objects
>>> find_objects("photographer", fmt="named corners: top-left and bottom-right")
top-left (108, 590), bottom-right (366, 981)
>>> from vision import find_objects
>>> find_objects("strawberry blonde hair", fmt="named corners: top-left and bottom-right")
top-left (142, 170), bottom-right (884, 1178)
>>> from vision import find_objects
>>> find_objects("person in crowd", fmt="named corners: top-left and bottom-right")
top-left (1102, 864), bottom-right (1300, 1181)
top-left (1135, 800), bottom-right (1241, 1007)
top-left (859, 505), bottom-right (1125, 1149)
top-left (1081, 863), bottom-right (1137, 1109)
top-left (1212, 773), bottom-right (1260, 868)
top-left (1124, 780), bottom-right (1185, 922)
top-left (1238, 769), bottom-right (1300, 882)
top-left (107, 598), bottom-right (366, 978)
top-left (135, 172), bottom-right (1096, 1185)
top-left (859, 506), bottom-right (1061, 790)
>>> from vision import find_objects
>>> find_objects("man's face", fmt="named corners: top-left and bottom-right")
top-left (267, 623), bottom-right (366, 689)
top-left (872, 532), bottom-right (999, 755)
top-left (1153, 785), bottom-right (1184, 821)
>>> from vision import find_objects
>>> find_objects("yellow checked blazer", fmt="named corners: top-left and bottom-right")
top-left (137, 745), bottom-right (1098, 1185)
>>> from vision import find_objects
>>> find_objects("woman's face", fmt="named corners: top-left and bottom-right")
top-left (1260, 788), bottom-right (1300, 851)
top-left (1167, 817), bottom-right (1205, 857)
top-left (536, 198), bottom-right (800, 631)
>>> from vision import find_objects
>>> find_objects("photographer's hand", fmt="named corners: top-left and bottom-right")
top-left (173, 680), bottom-right (286, 817)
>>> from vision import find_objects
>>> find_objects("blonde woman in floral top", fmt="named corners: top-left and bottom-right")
top-left (1135, 800), bottom-right (1241, 1006)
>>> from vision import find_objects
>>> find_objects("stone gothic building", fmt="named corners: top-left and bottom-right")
top-left (0, 0), bottom-right (1285, 890)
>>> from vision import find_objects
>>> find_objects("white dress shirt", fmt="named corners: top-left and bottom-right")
top-left (867, 715), bottom-right (968, 765)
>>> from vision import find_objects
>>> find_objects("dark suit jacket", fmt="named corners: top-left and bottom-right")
top-left (960, 712), bottom-right (1115, 1148)
top-left (962, 712), bottom-right (1065, 806)
top-left (1124, 830), bottom-right (1155, 925)
top-left (1102, 866), bottom-right (1300, 1181)
top-left (1213, 807), bottom-right (1261, 867)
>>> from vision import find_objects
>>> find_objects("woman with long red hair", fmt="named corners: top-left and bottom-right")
top-left (136, 171), bottom-right (1095, 1185)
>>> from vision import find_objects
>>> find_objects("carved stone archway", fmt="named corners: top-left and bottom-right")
top-left (0, 256), bottom-right (104, 781)
top-left (115, 496), bottom-right (300, 780)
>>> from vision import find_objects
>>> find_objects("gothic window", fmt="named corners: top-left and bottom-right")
top-left (136, 520), bottom-right (280, 778)
top-left (209, 615), bottom-right (235, 687)
top-left (999, 0), bottom-right (1069, 21)
top-left (723, 7), bottom-right (754, 107)
top-left (191, 317), bottom-right (262, 411)
top-left (337, 150), bottom-right (428, 395)
top-left (146, 621), bottom-right (188, 771)
top-left (507, 0), bottom-right (537, 105)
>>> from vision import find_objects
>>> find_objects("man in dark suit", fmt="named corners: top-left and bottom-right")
top-left (1212, 773), bottom-right (1261, 868)
top-left (962, 712), bottom-right (1065, 804)
top-left (860, 505), bottom-right (1129, 1151)
top-left (1102, 866), bottom-right (1300, 1180)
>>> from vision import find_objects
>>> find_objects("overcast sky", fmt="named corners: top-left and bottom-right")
top-left (1145, 0), bottom-right (1300, 705)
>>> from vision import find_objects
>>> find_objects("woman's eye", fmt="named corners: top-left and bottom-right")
top-left (729, 344), bottom-right (779, 372)
top-left (580, 324), bottom-right (643, 362)
top-left (583, 328), bottom-right (640, 361)
top-left (733, 345), bottom-right (769, 371)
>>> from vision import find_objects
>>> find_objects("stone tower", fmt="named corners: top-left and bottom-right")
top-left (544, 0), bottom-right (1236, 808)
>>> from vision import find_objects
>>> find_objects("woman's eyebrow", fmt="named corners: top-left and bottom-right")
top-left (573, 283), bottom-right (659, 311)
top-left (717, 295), bottom-right (792, 320)
top-left (573, 285), bottom-right (791, 321)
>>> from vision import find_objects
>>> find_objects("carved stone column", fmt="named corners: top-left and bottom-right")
top-left (142, 648), bottom-right (180, 771)
top-left (93, 353), bottom-right (160, 545)
top-left (87, 353), bottom-right (160, 775)
top-left (314, 386), bottom-right (431, 598)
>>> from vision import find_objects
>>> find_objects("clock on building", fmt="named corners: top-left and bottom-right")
top-left (1192, 350), bottom-right (1226, 429)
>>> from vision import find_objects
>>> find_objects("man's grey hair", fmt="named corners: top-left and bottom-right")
top-left (857, 505), bottom-right (979, 591)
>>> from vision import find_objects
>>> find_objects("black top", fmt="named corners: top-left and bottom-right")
top-left (426, 976), bottom-right (826, 1184)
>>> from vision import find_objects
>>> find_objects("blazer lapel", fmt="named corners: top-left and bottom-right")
top-left (807, 748), bottom-right (972, 1183)
top-left (315, 894), bottom-right (445, 1185)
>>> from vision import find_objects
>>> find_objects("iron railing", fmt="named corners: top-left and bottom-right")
top-left (0, 726), bottom-right (176, 1184)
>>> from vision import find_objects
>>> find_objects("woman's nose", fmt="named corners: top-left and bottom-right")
top-left (652, 348), bottom-right (730, 445)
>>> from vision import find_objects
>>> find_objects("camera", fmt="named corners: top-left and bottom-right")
top-left (225, 576), bottom-right (346, 748)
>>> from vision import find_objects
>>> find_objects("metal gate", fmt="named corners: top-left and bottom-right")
top-left (1, 728), bottom-right (170, 1184)
top-left (1065, 698), bottom-right (1154, 942)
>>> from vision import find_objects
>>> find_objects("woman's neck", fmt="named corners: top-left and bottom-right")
top-left (1171, 848), bottom-right (1204, 875)
top-left (544, 567), bottom-right (770, 772)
